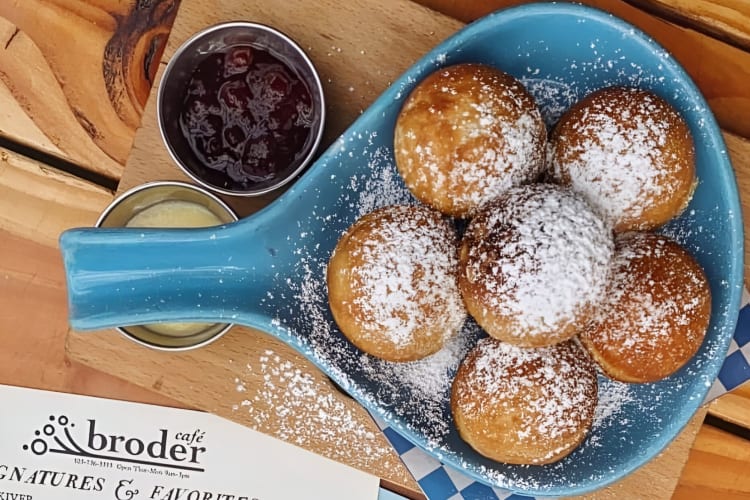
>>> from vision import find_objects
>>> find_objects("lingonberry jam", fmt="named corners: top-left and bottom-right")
top-left (179, 44), bottom-right (314, 191)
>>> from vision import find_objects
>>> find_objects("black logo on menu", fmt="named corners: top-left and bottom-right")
top-left (24, 415), bottom-right (207, 472)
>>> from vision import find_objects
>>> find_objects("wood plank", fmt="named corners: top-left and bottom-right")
top-left (709, 383), bottom-right (750, 430)
top-left (0, 146), bottom-right (110, 246)
top-left (415, 0), bottom-right (750, 139)
top-left (0, 79), bottom-right (62, 157)
top-left (0, 0), bottom-right (179, 179)
top-left (0, 147), bottom-right (179, 407)
top-left (674, 424), bottom-right (750, 499)
top-left (625, 0), bottom-right (750, 52)
top-left (723, 133), bottom-right (750, 286)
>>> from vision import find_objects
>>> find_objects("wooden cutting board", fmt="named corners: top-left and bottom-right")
top-left (65, 0), bottom-right (746, 497)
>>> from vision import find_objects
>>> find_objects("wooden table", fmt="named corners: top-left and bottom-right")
top-left (1, 1), bottom-right (750, 498)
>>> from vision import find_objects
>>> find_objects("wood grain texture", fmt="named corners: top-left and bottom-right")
top-left (415, 0), bottom-right (750, 139)
top-left (0, 145), bottom-right (111, 247)
top-left (674, 424), bottom-right (750, 499)
top-left (428, 0), bottom-right (750, 52)
top-left (625, 0), bottom-right (750, 52)
top-left (722, 133), bottom-right (750, 286)
top-left (0, 0), bottom-right (178, 179)
top-left (0, 147), bottom-right (179, 407)
top-left (709, 383), bottom-right (750, 430)
top-left (64, 0), bottom-right (743, 497)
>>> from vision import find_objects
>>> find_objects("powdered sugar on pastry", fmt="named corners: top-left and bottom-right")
top-left (459, 183), bottom-right (614, 346)
top-left (327, 204), bottom-right (466, 361)
top-left (550, 86), bottom-right (695, 232)
top-left (394, 63), bottom-right (547, 217)
top-left (451, 337), bottom-right (598, 465)
top-left (580, 232), bottom-right (711, 382)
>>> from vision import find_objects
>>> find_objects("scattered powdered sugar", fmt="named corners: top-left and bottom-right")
top-left (461, 183), bottom-right (614, 339)
top-left (232, 349), bottom-right (400, 471)
top-left (593, 377), bottom-right (635, 429)
top-left (344, 143), bottom-right (415, 218)
top-left (331, 141), bottom-right (415, 221)
top-left (357, 321), bottom-right (477, 446)
top-left (661, 205), bottom-right (715, 249)
top-left (520, 77), bottom-right (580, 128)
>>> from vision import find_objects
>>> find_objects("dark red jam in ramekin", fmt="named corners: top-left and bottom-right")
top-left (179, 44), bottom-right (314, 191)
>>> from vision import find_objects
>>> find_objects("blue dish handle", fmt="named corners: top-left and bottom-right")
top-left (59, 223), bottom-right (274, 331)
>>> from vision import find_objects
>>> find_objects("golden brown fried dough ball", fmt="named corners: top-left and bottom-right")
top-left (394, 63), bottom-right (547, 218)
top-left (451, 337), bottom-right (598, 465)
top-left (458, 183), bottom-right (614, 347)
top-left (580, 232), bottom-right (711, 383)
top-left (327, 204), bottom-right (466, 362)
top-left (549, 86), bottom-right (696, 232)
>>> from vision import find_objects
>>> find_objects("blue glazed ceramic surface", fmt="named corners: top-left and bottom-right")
top-left (60, 3), bottom-right (743, 496)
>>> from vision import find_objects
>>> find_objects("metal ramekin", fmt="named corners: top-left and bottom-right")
top-left (95, 181), bottom-right (238, 350)
top-left (157, 21), bottom-right (326, 197)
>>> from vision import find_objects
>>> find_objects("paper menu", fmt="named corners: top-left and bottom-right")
top-left (0, 385), bottom-right (382, 500)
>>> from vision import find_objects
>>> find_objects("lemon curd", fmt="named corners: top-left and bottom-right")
top-left (125, 200), bottom-right (223, 228)
top-left (126, 200), bottom-right (224, 337)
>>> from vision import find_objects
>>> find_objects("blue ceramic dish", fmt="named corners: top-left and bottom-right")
top-left (60, 3), bottom-right (743, 496)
